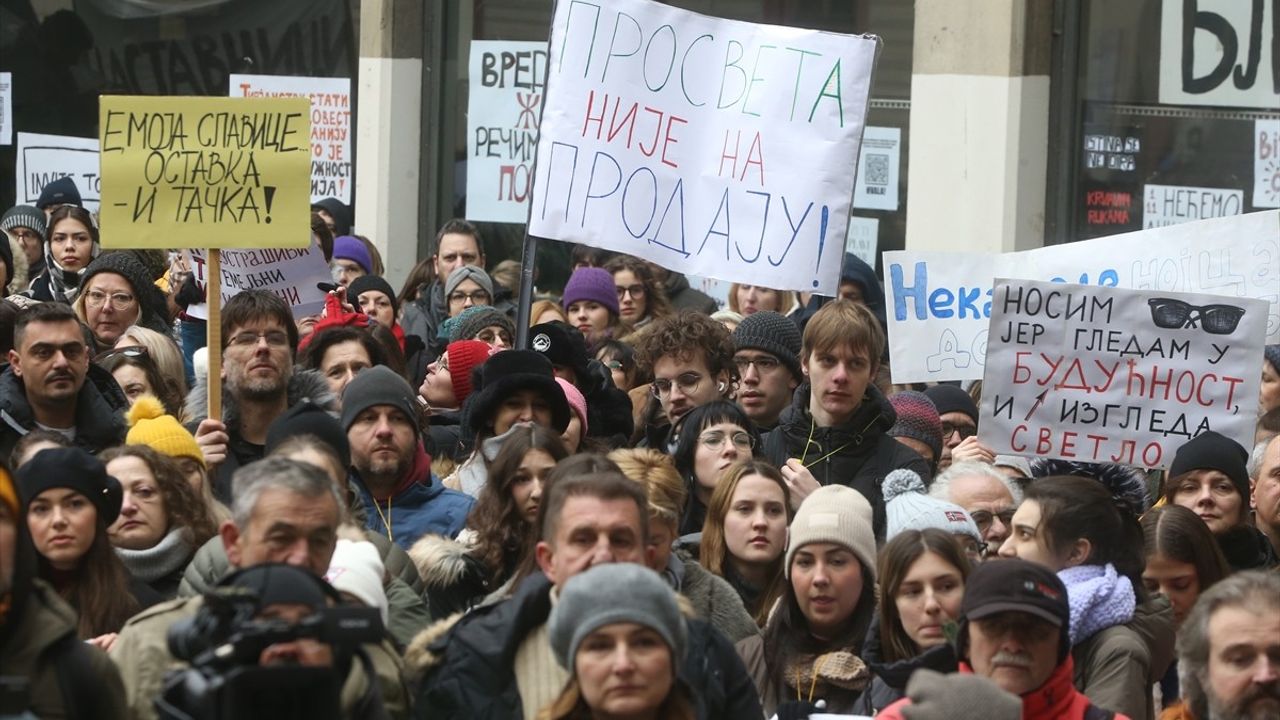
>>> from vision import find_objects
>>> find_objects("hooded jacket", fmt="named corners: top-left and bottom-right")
top-left (408, 570), bottom-right (763, 720)
top-left (1073, 593), bottom-right (1176, 720)
top-left (877, 656), bottom-right (1129, 720)
top-left (761, 382), bottom-right (929, 540)
top-left (350, 442), bottom-right (474, 549)
top-left (0, 578), bottom-right (128, 720)
top-left (664, 272), bottom-right (719, 314)
top-left (0, 361), bottom-right (128, 459)
top-left (184, 368), bottom-right (336, 502)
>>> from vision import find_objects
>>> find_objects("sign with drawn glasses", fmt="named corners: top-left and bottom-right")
top-left (1147, 298), bottom-right (1247, 334)
top-left (980, 278), bottom-right (1267, 469)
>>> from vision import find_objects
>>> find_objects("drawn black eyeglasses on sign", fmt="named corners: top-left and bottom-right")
top-left (1147, 298), bottom-right (1246, 334)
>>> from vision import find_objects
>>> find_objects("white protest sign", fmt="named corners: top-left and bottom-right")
top-left (184, 246), bottom-right (331, 320)
top-left (884, 210), bottom-right (1280, 383)
top-left (1159, 0), bottom-right (1279, 108)
top-left (979, 279), bottom-right (1266, 468)
top-left (1142, 183), bottom-right (1243, 228)
top-left (467, 41), bottom-right (546, 223)
top-left (844, 215), bottom-right (878, 266)
top-left (1256, 119), bottom-right (1280, 208)
top-left (528, 0), bottom-right (878, 295)
top-left (0, 72), bottom-right (12, 145)
top-left (852, 126), bottom-right (899, 211)
top-left (229, 74), bottom-right (352, 203)
top-left (15, 132), bottom-right (100, 210)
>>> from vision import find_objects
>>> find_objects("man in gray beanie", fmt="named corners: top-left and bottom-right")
top-left (731, 310), bottom-right (802, 431)
top-left (342, 366), bottom-right (472, 548)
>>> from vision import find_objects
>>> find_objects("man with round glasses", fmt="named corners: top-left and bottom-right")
top-left (632, 310), bottom-right (737, 450)
top-left (730, 310), bottom-right (802, 431)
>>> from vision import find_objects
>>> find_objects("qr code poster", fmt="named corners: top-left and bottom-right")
top-left (853, 125), bottom-right (900, 211)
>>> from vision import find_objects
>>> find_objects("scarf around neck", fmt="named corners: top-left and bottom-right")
top-left (114, 527), bottom-right (192, 583)
top-left (1058, 562), bottom-right (1136, 645)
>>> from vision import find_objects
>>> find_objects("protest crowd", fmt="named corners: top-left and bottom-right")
top-left (0, 177), bottom-right (1277, 720)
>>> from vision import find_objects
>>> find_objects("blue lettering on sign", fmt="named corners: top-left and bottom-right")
top-left (890, 261), bottom-right (996, 322)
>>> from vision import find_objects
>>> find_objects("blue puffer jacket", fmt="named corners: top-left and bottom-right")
top-left (351, 442), bottom-right (474, 549)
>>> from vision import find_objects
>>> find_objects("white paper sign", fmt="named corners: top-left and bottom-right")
top-left (980, 279), bottom-right (1266, 468)
top-left (466, 41), bottom-right (546, 223)
top-left (0, 72), bottom-right (12, 146)
top-left (1256, 119), bottom-right (1280, 209)
top-left (844, 215), bottom-right (878, 267)
top-left (1143, 183), bottom-right (1243, 228)
top-left (853, 126), bottom-right (899, 211)
top-left (229, 73), bottom-right (352, 203)
top-left (884, 210), bottom-right (1280, 383)
top-left (15, 132), bottom-right (101, 210)
top-left (184, 245), bottom-right (332, 320)
top-left (1159, 0), bottom-right (1279, 108)
top-left (528, 0), bottom-right (878, 295)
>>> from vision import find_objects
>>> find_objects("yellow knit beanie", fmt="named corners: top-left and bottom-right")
top-left (125, 396), bottom-right (205, 467)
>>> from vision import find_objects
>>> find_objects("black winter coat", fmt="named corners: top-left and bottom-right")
top-left (413, 571), bottom-right (763, 720)
top-left (0, 362), bottom-right (128, 460)
top-left (851, 614), bottom-right (959, 715)
top-left (762, 383), bottom-right (929, 540)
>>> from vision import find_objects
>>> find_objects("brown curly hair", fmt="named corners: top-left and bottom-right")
top-left (632, 310), bottom-right (736, 381)
top-left (603, 255), bottom-right (672, 327)
top-left (99, 445), bottom-right (219, 548)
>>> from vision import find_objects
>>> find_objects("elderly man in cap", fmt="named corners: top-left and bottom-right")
top-left (730, 310), bottom-right (802, 431)
top-left (343, 366), bottom-right (473, 549)
top-left (2, 205), bottom-right (47, 276)
top-left (881, 558), bottom-right (1130, 720)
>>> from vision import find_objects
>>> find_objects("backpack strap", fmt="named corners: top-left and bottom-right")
top-left (1083, 703), bottom-right (1117, 720)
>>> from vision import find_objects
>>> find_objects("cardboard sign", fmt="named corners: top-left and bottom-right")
top-left (844, 216), bottom-right (878, 267)
top-left (852, 126), bottom-right (899, 211)
top-left (1143, 183), bottom-right (1243, 228)
top-left (98, 95), bottom-right (312, 249)
top-left (527, 0), bottom-right (878, 294)
top-left (1159, 0), bottom-right (1279, 109)
top-left (1256, 118), bottom-right (1280, 209)
top-left (230, 74), bottom-right (353, 204)
top-left (467, 41), bottom-right (547, 223)
top-left (884, 210), bottom-right (1280, 383)
top-left (14, 132), bottom-right (101, 210)
top-left (980, 279), bottom-right (1266, 468)
top-left (184, 245), bottom-right (331, 320)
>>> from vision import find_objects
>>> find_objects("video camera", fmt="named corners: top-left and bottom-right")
top-left (155, 585), bottom-right (384, 720)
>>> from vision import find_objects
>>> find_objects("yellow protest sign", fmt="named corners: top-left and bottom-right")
top-left (98, 95), bottom-right (311, 249)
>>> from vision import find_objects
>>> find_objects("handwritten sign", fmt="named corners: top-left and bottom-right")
top-left (1257, 119), bottom-right (1280, 209)
top-left (980, 279), bottom-right (1266, 468)
top-left (98, 96), bottom-right (311, 249)
top-left (884, 210), bottom-right (1280, 383)
top-left (852, 126), bottom-right (899, 211)
top-left (844, 216), bottom-right (878, 267)
top-left (0, 72), bottom-right (11, 146)
top-left (1143, 183), bottom-right (1243, 228)
top-left (527, 0), bottom-right (878, 295)
top-left (1159, 0), bottom-right (1279, 109)
top-left (185, 245), bottom-right (331, 320)
top-left (467, 41), bottom-right (546, 223)
top-left (14, 132), bottom-right (101, 211)
top-left (230, 74), bottom-right (353, 204)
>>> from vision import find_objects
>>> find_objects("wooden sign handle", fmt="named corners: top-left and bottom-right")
top-left (206, 249), bottom-right (222, 422)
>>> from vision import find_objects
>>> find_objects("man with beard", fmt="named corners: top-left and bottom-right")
top-left (191, 291), bottom-right (337, 502)
top-left (0, 302), bottom-right (127, 458)
top-left (1163, 570), bottom-right (1279, 720)
top-left (343, 366), bottom-right (472, 549)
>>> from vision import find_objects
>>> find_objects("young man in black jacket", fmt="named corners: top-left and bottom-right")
top-left (762, 300), bottom-right (928, 539)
